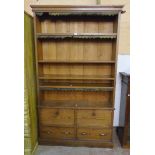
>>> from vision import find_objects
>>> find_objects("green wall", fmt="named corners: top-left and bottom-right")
top-left (24, 12), bottom-right (38, 155)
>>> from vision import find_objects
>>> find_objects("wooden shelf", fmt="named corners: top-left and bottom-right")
top-left (36, 33), bottom-right (117, 39)
top-left (39, 74), bottom-right (115, 80)
top-left (38, 100), bottom-right (113, 110)
top-left (39, 85), bottom-right (114, 91)
top-left (38, 60), bottom-right (115, 64)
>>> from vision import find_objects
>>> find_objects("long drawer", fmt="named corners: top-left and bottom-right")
top-left (39, 108), bottom-right (74, 126)
top-left (40, 126), bottom-right (75, 139)
top-left (77, 109), bottom-right (112, 127)
top-left (77, 128), bottom-right (112, 141)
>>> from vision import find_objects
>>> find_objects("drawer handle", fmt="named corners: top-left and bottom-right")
top-left (81, 132), bottom-right (87, 135)
top-left (99, 133), bottom-right (105, 136)
top-left (62, 131), bottom-right (71, 135)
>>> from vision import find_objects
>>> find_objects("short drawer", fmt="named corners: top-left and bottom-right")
top-left (39, 108), bottom-right (74, 126)
top-left (77, 109), bottom-right (112, 127)
top-left (40, 126), bottom-right (75, 139)
top-left (77, 128), bottom-right (112, 141)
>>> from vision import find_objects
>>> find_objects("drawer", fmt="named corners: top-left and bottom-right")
top-left (39, 108), bottom-right (74, 126)
top-left (40, 126), bottom-right (74, 139)
top-left (77, 109), bottom-right (112, 127)
top-left (77, 128), bottom-right (112, 141)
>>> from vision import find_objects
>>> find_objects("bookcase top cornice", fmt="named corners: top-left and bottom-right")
top-left (31, 5), bottom-right (124, 13)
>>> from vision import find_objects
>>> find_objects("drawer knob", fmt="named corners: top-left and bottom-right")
top-left (99, 133), bottom-right (105, 136)
top-left (47, 131), bottom-right (52, 134)
top-left (92, 112), bottom-right (96, 116)
top-left (81, 132), bottom-right (87, 135)
top-left (55, 111), bottom-right (59, 115)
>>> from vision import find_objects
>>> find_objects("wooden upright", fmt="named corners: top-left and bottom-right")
top-left (31, 5), bottom-right (124, 147)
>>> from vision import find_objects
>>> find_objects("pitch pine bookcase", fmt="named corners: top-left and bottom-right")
top-left (31, 5), bottom-right (124, 147)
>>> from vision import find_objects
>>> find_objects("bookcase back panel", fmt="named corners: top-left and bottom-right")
top-left (41, 90), bottom-right (112, 103)
top-left (38, 16), bottom-right (117, 33)
top-left (40, 40), bottom-right (114, 61)
top-left (39, 64), bottom-right (114, 76)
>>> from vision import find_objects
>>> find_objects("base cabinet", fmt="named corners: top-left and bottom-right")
top-left (39, 108), bottom-right (113, 146)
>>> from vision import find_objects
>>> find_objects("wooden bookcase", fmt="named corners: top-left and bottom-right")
top-left (31, 5), bottom-right (124, 147)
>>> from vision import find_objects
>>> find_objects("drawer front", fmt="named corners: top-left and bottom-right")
top-left (40, 127), bottom-right (74, 139)
top-left (77, 128), bottom-right (112, 141)
top-left (39, 108), bottom-right (74, 126)
top-left (77, 110), bottom-right (112, 127)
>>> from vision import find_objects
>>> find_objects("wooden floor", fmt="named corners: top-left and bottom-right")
top-left (35, 128), bottom-right (130, 155)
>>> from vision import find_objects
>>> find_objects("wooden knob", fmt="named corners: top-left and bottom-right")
top-left (55, 110), bottom-right (59, 115)
top-left (81, 132), bottom-right (87, 135)
top-left (92, 112), bottom-right (96, 116)
top-left (47, 131), bottom-right (52, 134)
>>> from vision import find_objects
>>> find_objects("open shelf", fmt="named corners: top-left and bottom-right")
top-left (38, 63), bottom-right (115, 79)
top-left (38, 74), bottom-right (115, 80)
top-left (38, 100), bottom-right (113, 109)
top-left (38, 60), bottom-right (115, 64)
top-left (36, 33), bottom-right (117, 39)
top-left (37, 39), bottom-right (117, 62)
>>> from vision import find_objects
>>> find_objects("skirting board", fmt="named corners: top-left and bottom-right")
top-left (39, 139), bottom-right (113, 148)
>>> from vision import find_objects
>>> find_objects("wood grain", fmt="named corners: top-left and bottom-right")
top-left (77, 109), bottom-right (112, 127)
top-left (39, 108), bottom-right (74, 126)
top-left (77, 128), bottom-right (112, 141)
